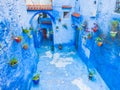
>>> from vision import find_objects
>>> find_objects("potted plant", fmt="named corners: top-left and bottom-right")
top-left (9, 58), bottom-right (18, 68)
top-left (14, 36), bottom-right (22, 43)
top-left (56, 26), bottom-right (59, 29)
top-left (32, 74), bottom-right (40, 84)
top-left (96, 37), bottom-right (103, 47)
top-left (110, 20), bottom-right (119, 38)
top-left (62, 24), bottom-right (67, 29)
top-left (88, 70), bottom-right (95, 80)
top-left (87, 33), bottom-right (92, 39)
top-left (58, 18), bottom-right (61, 22)
top-left (51, 45), bottom-right (54, 51)
top-left (58, 44), bottom-right (62, 50)
top-left (28, 34), bottom-right (32, 38)
top-left (92, 23), bottom-right (98, 32)
top-left (110, 31), bottom-right (117, 38)
top-left (29, 27), bottom-right (33, 30)
top-left (23, 44), bottom-right (28, 50)
top-left (92, 27), bottom-right (98, 32)
top-left (22, 28), bottom-right (30, 34)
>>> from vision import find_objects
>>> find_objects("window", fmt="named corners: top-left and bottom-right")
top-left (115, 0), bottom-right (120, 13)
top-left (63, 12), bottom-right (70, 18)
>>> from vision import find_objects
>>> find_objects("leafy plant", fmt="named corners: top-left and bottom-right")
top-left (29, 27), bottom-right (33, 30)
top-left (22, 28), bottom-right (30, 34)
top-left (58, 44), bottom-right (62, 50)
top-left (32, 74), bottom-right (40, 80)
top-left (88, 71), bottom-right (95, 80)
top-left (87, 33), bottom-right (92, 39)
top-left (110, 31), bottom-right (117, 38)
top-left (62, 24), bottom-right (67, 29)
top-left (96, 37), bottom-right (102, 42)
top-left (56, 26), bottom-right (59, 29)
top-left (111, 20), bottom-right (119, 31)
top-left (9, 58), bottom-right (18, 67)
top-left (96, 37), bottom-right (103, 46)
top-left (23, 44), bottom-right (28, 50)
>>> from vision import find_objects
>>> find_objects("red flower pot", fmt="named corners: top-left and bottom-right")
top-left (15, 37), bottom-right (22, 43)
top-left (92, 27), bottom-right (98, 32)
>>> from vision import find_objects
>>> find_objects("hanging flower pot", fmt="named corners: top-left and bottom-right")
top-left (14, 36), bottom-right (22, 43)
top-left (110, 31), bottom-right (117, 38)
top-left (92, 27), bottom-right (98, 32)
top-left (9, 58), bottom-right (18, 68)
top-left (58, 44), bottom-right (62, 50)
top-left (87, 33), bottom-right (92, 39)
top-left (96, 37), bottom-right (103, 47)
top-left (22, 28), bottom-right (30, 34)
top-left (62, 24), bottom-right (67, 29)
top-left (97, 42), bottom-right (103, 47)
top-left (32, 74), bottom-right (40, 85)
top-left (88, 71), bottom-right (95, 80)
top-left (58, 18), bottom-right (61, 22)
top-left (51, 45), bottom-right (54, 51)
top-left (23, 44), bottom-right (28, 50)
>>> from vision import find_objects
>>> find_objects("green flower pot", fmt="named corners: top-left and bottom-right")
top-left (110, 31), bottom-right (117, 38)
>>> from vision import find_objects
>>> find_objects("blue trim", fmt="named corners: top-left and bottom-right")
top-left (29, 11), bottom-right (55, 24)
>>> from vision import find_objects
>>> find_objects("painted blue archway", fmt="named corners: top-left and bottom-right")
top-left (29, 10), bottom-right (55, 24)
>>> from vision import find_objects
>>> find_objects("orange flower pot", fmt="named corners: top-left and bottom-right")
top-left (97, 42), bottom-right (103, 46)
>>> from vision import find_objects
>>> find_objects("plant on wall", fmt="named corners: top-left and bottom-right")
top-left (58, 18), bottom-right (61, 22)
top-left (62, 24), bottom-right (67, 29)
top-left (82, 21), bottom-right (88, 30)
top-left (58, 44), bottom-right (62, 50)
top-left (22, 28), bottom-right (30, 34)
top-left (95, 37), bottom-right (103, 47)
top-left (22, 44), bottom-right (28, 50)
top-left (22, 28), bottom-right (33, 38)
top-left (92, 23), bottom-right (98, 32)
top-left (56, 26), bottom-right (59, 29)
top-left (9, 58), bottom-right (18, 68)
top-left (87, 33), bottom-right (92, 39)
top-left (51, 45), bottom-right (54, 51)
top-left (32, 74), bottom-right (40, 84)
top-left (110, 20), bottom-right (119, 38)
top-left (88, 70), bottom-right (95, 80)
top-left (14, 36), bottom-right (22, 43)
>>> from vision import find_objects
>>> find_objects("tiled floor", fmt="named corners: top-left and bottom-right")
top-left (31, 45), bottom-right (109, 90)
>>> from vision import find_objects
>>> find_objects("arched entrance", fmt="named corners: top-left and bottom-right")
top-left (29, 11), bottom-right (55, 47)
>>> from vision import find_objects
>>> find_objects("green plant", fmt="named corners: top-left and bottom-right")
top-left (87, 33), bottom-right (92, 39)
top-left (58, 44), bottom-right (62, 50)
top-left (23, 44), bottom-right (28, 50)
top-left (111, 20), bottom-right (119, 31)
top-left (22, 28), bottom-right (30, 34)
top-left (96, 37), bottom-right (103, 46)
top-left (56, 26), bottom-right (59, 29)
top-left (88, 71), bottom-right (94, 80)
top-left (96, 37), bottom-right (102, 42)
top-left (32, 74), bottom-right (40, 80)
top-left (110, 31), bottom-right (117, 38)
top-left (62, 24), bottom-right (67, 29)
top-left (29, 27), bottom-right (33, 30)
top-left (9, 58), bottom-right (18, 67)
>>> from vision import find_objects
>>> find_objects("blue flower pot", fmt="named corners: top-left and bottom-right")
top-left (33, 79), bottom-right (39, 85)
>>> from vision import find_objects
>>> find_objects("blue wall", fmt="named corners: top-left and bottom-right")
top-left (77, 0), bottom-right (120, 90)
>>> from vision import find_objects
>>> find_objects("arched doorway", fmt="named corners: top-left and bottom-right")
top-left (30, 11), bottom-right (55, 47)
